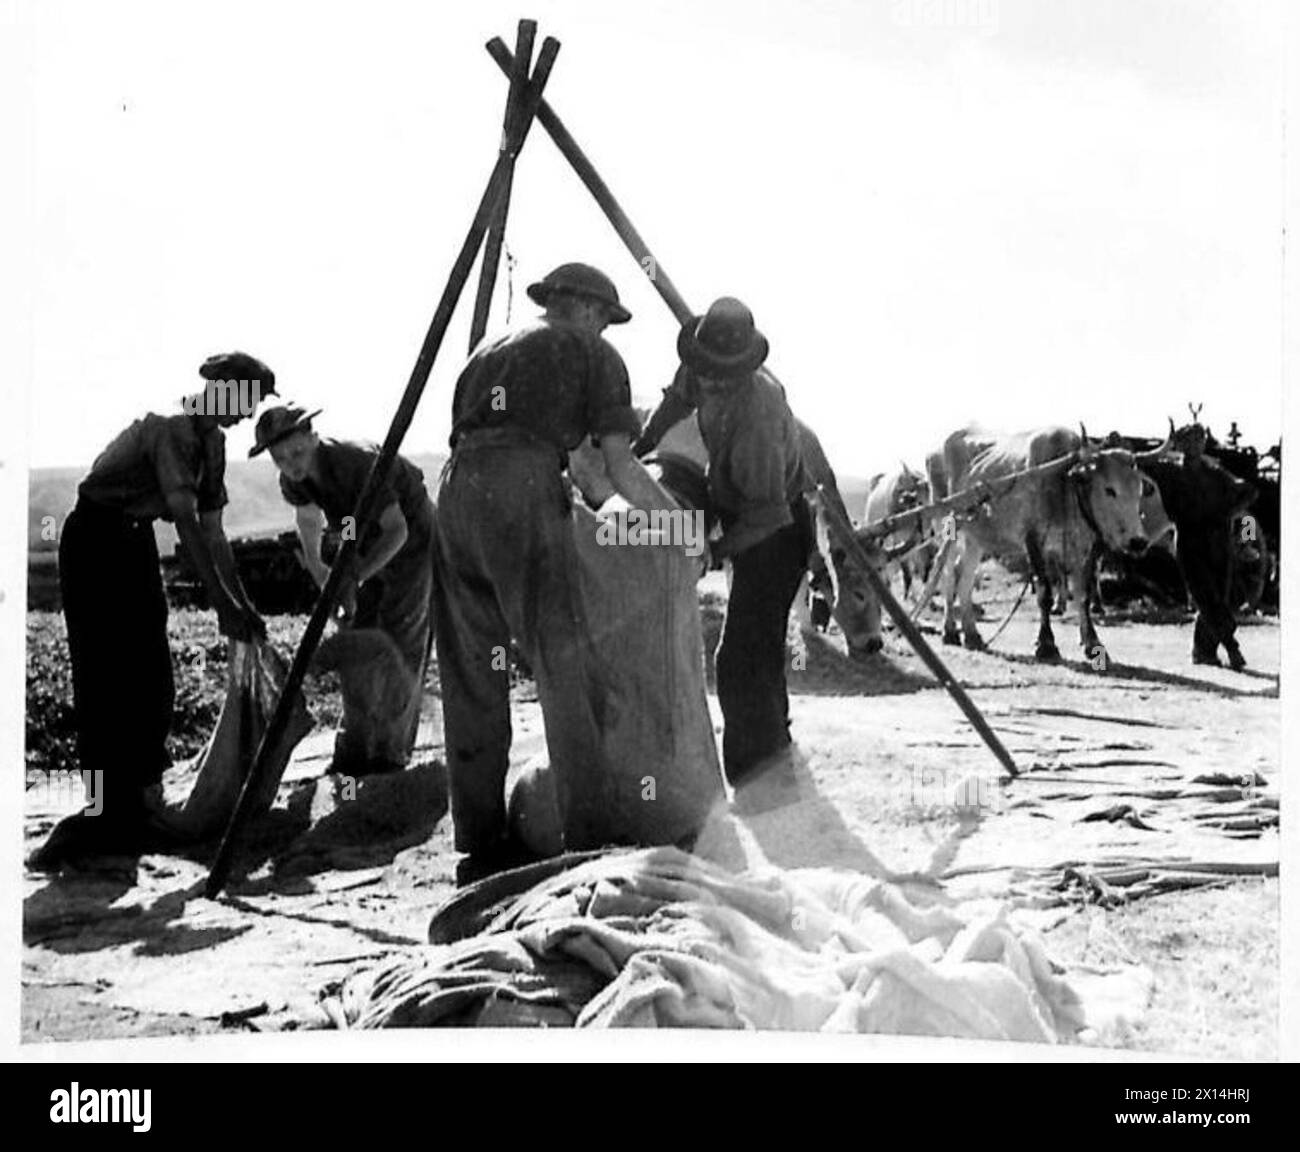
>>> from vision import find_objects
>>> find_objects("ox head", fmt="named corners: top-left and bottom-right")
top-left (1067, 423), bottom-right (1151, 556)
top-left (806, 493), bottom-right (887, 658)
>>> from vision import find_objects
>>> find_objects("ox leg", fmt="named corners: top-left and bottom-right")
top-left (956, 543), bottom-right (986, 650)
top-left (941, 539), bottom-right (962, 645)
top-left (1024, 532), bottom-right (1060, 661)
top-left (1073, 561), bottom-right (1107, 670)
top-left (1049, 558), bottom-right (1068, 615)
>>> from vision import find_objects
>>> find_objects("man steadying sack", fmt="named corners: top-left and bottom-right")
top-left (252, 404), bottom-right (436, 776)
top-left (635, 298), bottom-right (810, 786)
top-left (31, 352), bottom-right (273, 872)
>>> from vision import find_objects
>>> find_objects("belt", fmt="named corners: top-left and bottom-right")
top-left (74, 495), bottom-right (154, 529)
top-left (450, 424), bottom-right (566, 460)
top-left (443, 426), bottom-right (572, 516)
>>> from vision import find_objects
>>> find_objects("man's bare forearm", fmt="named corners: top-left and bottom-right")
top-left (173, 512), bottom-right (243, 614)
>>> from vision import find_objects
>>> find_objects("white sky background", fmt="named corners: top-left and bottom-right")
top-left (25, 0), bottom-right (1286, 477)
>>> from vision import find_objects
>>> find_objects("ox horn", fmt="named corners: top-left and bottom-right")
top-left (1135, 419), bottom-right (1176, 463)
top-left (1077, 422), bottom-right (1094, 460)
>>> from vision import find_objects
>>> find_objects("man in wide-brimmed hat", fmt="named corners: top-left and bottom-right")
top-left (434, 261), bottom-right (670, 879)
top-left (636, 298), bottom-right (810, 786)
top-left (31, 351), bottom-right (274, 873)
top-left (251, 404), bottom-right (437, 774)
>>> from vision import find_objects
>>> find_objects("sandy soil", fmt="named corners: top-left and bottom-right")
top-left (22, 573), bottom-right (1281, 1054)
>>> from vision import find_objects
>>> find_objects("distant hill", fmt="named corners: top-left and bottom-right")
top-left (28, 452), bottom-right (448, 555)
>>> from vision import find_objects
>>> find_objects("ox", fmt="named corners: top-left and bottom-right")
top-left (863, 463), bottom-right (934, 601)
top-left (648, 407), bottom-right (888, 659)
top-left (928, 424), bottom-right (1156, 664)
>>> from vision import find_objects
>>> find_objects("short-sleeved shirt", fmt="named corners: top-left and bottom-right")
top-left (449, 318), bottom-right (641, 454)
top-left (279, 438), bottom-right (434, 560)
top-left (664, 364), bottom-right (804, 541)
top-left (78, 413), bottom-right (228, 522)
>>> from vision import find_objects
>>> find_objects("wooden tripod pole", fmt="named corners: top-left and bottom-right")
top-left (204, 38), bottom-right (562, 898)
top-left (486, 43), bottom-right (1018, 780)
top-left (468, 20), bottom-right (536, 352)
top-left (816, 489), bottom-right (1021, 778)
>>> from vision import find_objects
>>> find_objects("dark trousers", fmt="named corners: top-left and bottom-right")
top-left (58, 500), bottom-right (173, 815)
top-left (717, 500), bottom-right (812, 780)
top-left (1178, 527), bottom-right (1240, 659)
top-left (433, 441), bottom-right (604, 854)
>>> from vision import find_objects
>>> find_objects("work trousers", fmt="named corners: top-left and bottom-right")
top-left (717, 499), bottom-right (813, 781)
top-left (433, 438), bottom-right (605, 854)
top-left (58, 499), bottom-right (174, 816)
top-left (1177, 526), bottom-right (1241, 659)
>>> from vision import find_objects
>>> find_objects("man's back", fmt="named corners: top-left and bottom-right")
top-left (451, 318), bottom-right (637, 453)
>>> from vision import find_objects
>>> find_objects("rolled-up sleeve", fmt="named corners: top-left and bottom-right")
top-left (585, 338), bottom-right (641, 442)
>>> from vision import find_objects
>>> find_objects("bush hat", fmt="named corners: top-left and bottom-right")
top-left (248, 405), bottom-right (323, 457)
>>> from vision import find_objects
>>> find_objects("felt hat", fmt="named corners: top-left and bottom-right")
top-left (677, 297), bottom-right (769, 378)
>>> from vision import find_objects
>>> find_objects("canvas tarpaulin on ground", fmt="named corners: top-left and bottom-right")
top-left (323, 846), bottom-right (1151, 1037)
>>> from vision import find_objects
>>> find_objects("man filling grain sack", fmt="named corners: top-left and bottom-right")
top-left (434, 262), bottom-right (676, 878)
top-left (635, 298), bottom-right (811, 786)
top-left (251, 405), bottom-right (436, 776)
top-left (30, 352), bottom-right (273, 872)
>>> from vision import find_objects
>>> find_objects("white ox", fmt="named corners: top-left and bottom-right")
top-left (926, 424), bottom-right (1156, 664)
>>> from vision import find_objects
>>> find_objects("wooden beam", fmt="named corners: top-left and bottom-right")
top-left (817, 488), bottom-right (1021, 779)
top-left (468, 20), bottom-right (537, 352)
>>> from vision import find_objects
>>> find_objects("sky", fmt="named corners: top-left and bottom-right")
top-left (17, 0), bottom-right (1288, 480)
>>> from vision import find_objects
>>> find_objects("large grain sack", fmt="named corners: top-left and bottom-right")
top-left (508, 451), bottom-right (725, 853)
top-left (172, 640), bottom-right (313, 839)
top-left (313, 626), bottom-right (423, 771)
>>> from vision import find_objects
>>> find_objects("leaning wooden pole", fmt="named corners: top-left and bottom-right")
top-left (204, 38), bottom-right (562, 898)
top-left (468, 20), bottom-right (536, 351)
top-left (817, 490), bottom-right (1021, 779)
top-left (488, 44), bottom-right (1019, 780)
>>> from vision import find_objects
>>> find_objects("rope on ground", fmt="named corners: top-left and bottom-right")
top-left (986, 577), bottom-right (1032, 647)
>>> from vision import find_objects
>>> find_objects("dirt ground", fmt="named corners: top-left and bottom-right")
top-left (21, 571), bottom-right (1281, 1055)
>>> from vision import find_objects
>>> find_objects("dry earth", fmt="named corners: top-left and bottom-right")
top-left (22, 570), bottom-right (1281, 1055)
